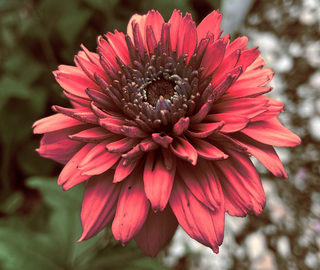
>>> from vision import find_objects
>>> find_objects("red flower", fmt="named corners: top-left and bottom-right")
top-left (33, 10), bottom-right (301, 257)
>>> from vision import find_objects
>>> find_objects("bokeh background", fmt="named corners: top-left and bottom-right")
top-left (0, 0), bottom-right (319, 269)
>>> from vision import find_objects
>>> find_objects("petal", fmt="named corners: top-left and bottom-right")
top-left (232, 132), bottom-right (288, 179)
top-left (170, 136), bottom-right (198, 165)
top-left (134, 205), bottom-right (178, 258)
top-left (69, 127), bottom-right (115, 143)
top-left (214, 149), bottom-right (266, 216)
top-left (197, 10), bottom-right (222, 42)
top-left (201, 39), bottom-right (228, 78)
top-left (235, 47), bottom-right (260, 72)
top-left (105, 32), bottom-right (131, 65)
top-left (36, 126), bottom-right (88, 164)
top-left (112, 167), bottom-right (150, 245)
top-left (247, 56), bottom-right (267, 71)
top-left (78, 138), bottom-right (122, 175)
top-left (33, 114), bottom-right (86, 134)
top-left (241, 117), bottom-right (301, 147)
top-left (187, 137), bottom-right (228, 160)
top-left (225, 36), bottom-right (248, 57)
top-left (58, 143), bottom-right (95, 187)
top-left (113, 157), bottom-right (141, 183)
top-left (127, 13), bottom-right (147, 46)
top-left (144, 150), bottom-right (176, 212)
top-left (168, 9), bottom-right (183, 51)
top-left (169, 175), bottom-right (225, 252)
top-left (186, 121), bottom-right (225, 138)
top-left (211, 98), bottom-right (269, 119)
top-left (78, 170), bottom-right (122, 241)
top-left (219, 87), bottom-right (272, 102)
top-left (204, 113), bottom-right (250, 133)
top-left (144, 10), bottom-right (165, 43)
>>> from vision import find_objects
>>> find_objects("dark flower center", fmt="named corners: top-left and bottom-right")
top-left (146, 79), bottom-right (175, 106)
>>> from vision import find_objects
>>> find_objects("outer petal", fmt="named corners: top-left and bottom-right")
top-left (214, 149), bottom-right (266, 216)
top-left (57, 143), bottom-right (95, 188)
top-left (170, 136), bottom-right (198, 165)
top-left (204, 113), bottom-right (250, 133)
top-left (36, 125), bottom-right (89, 164)
top-left (78, 170), bottom-right (122, 241)
top-left (241, 117), bottom-right (301, 147)
top-left (112, 167), bottom-right (150, 245)
top-left (232, 132), bottom-right (288, 179)
top-left (177, 158), bottom-right (222, 211)
top-left (134, 205), bottom-right (178, 258)
top-left (144, 10), bottom-right (165, 43)
top-left (127, 13), bottom-right (147, 45)
top-left (197, 10), bottom-right (222, 42)
top-left (169, 175), bottom-right (225, 252)
top-left (168, 9), bottom-right (183, 51)
top-left (187, 137), bottom-right (228, 160)
top-left (144, 150), bottom-right (176, 212)
top-left (33, 114), bottom-right (86, 134)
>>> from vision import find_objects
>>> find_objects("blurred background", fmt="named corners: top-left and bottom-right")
top-left (0, 0), bottom-right (319, 269)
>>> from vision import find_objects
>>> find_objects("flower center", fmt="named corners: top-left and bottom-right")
top-left (146, 79), bottom-right (175, 107)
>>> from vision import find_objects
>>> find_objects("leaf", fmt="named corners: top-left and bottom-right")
top-left (26, 176), bottom-right (84, 210)
top-left (56, 8), bottom-right (93, 45)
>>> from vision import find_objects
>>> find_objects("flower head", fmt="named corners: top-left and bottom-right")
top-left (33, 9), bottom-right (301, 257)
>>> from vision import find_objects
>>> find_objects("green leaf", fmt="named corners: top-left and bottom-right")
top-left (26, 176), bottom-right (84, 210)
top-left (56, 8), bottom-right (93, 45)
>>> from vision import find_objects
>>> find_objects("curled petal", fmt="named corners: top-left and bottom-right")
top-left (187, 137), bottom-right (228, 160)
top-left (170, 136), bottom-right (198, 165)
top-left (152, 133), bottom-right (173, 148)
top-left (134, 205), bottom-right (178, 258)
top-left (69, 127), bottom-right (115, 143)
top-left (204, 113), bottom-right (250, 133)
top-left (114, 157), bottom-right (141, 183)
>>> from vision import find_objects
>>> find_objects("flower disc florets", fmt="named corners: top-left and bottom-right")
top-left (33, 9), bottom-right (301, 258)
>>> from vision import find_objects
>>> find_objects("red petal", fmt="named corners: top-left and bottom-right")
top-left (236, 47), bottom-right (260, 72)
top-left (168, 9), bottom-right (183, 51)
top-left (177, 158), bottom-right (223, 211)
top-left (169, 176), bottom-right (225, 252)
top-left (201, 39), bottom-right (228, 78)
top-left (251, 96), bottom-right (284, 122)
top-left (187, 137), bottom-right (228, 160)
top-left (75, 55), bottom-right (108, 82)
top-left (204, 113), bottom-right (250, 133)
top-left (33, 114), bottom-right (86, 134)
top-left (69, 127), bottom-right (115, 143)
top-left (211, 98), bottom-right (269, 119)
top-left (232, 132), bottom-right (288, 179)
top-left (247, 56), bottom-right (267, 71)
top-left (177, 16), bottom-right (197, 62)
top-left (36, 126), bottom-right (88, 164)
top-left (214, 149), bottom-right (266, 216)
top-left (58, 143), bottom-right (95, 186)
top-left (145, 10), bottom-right (165, 43)
top-left (78, 170), bottom-right (122, 241)
top-left (225, 36), bottom-right (248, 57)
top-left (170, 136), bottom-right (198, 165)
top-left (241, 117), bottom-right (301, 147)
top-left (127, 14), bottom-right (147, 45)
top-left (186, 121), bottom-right (225, 138)
top-left (219, 87), bottom-right (272, 102)
top-left (144, 150), bottom-right (176, 212)
top-left (112, 168), bottom-right (150, 245)
top-left (113, 157), bottom-right (141, 183)
top-left (78, 138), bottom-right (122, 175)
top-left (134, 205), bottom-right (178, 258)
top-left (105, 32), bottom-right (131, 65)
top-left (197, 10), bottom-right (222, 42)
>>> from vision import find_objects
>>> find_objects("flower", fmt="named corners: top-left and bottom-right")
top-left (33, 9), bottom-right (301, 258)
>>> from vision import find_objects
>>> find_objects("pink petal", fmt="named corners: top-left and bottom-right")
top-left (80, 44), bottom-right (101, 67)
top-left (219, 87), bottom-right (272, 102)
top-left (168, 9), bottom-right (183, 50)
top-left (232, 132), bottom-right (288, 179)
top-left (225, 36), bottom-right (248, 57)
top-left (235, 47), bottom-right (260, 72)
top-left (211, 98), bottom-right (269, 119)
top-left (186, 121), bottom-right (225, 138)
top-left (127, 13), bottom-right (147, 46)
top-left (78, 170), bottom-right (122, 241)
top-left (112, 168), bottom-right (150, 245)
top-left (78, 138), bottom-right (122, 175)
top-left (251, 96), bottom-right (284, 122)
top-left (75, 55), bottom-right (108, 82)
top-left (170, 136), bottom-right (198, 165)
top-left (144, 150), bottom-right (176, 212)
top-left (214, 149), bottom-right (266, 216)
top-left (241, 117), bottom-right (301, 147)
top-left (36, 126), bottom-right (88, 164)
top-left (197, 10), bottom-right (222, 42)
top-left (187, 137), bottom-right (228, 160)
top-left (177, 158), bottom-right (223, 211)
top-left (134, 205), bottom-right (178, 258)
top-left (204, 113), bottom-right (250, 133)
top-left (33, 114), bottom-right (86, 134)
top-left (69, 127), bottom-right (115, 143)
top-left (169, 175), bottom-right (225, 252)
top-left (201, 39), bottom-right (228, 78)
top-left (113, 157), bottom-right (140, 183)
top-left (230, 68), bottom-right (274, 91)
top-left (105, 32), bottom-right (131, 65)
top-left (58, 143), bottom-right (95, 187)
top-left (144, 10), bottom-right (165, 43)
top-left (247, 56), bottom-right (267, 71)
